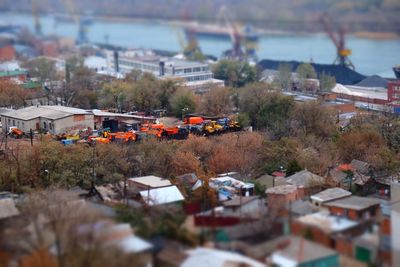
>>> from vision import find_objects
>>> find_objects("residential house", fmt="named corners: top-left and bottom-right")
top-left (310, 187), bottom-right (352, 208)
top-left (291, 211), bottom-right (361, 256)
top-left (222, 196), bottom-right (266, 220)
top-left (208, 175), bottom-right (255, 201)
top-left (266, 185), bottom-right (303, 217)
top-left (181, 247), bottom-right (264, 267)
top-left (127, 175), bottom-right (172, 192)
top-left (269, 235), bottom-right (339, 267)
top-left (0, 105), bottom-right (94, 134)
top-left (285, 170), bottom-right (325, 196)
top-left (255, 174), bottom-right (286, 189)
top-left (322, 196), bottom-right (381, 221)
top-left (391, 182), bottom-right (400, 266)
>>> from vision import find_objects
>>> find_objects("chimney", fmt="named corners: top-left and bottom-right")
top-left (159, 61), bottom-right (165, 76)
top-left (113, 50), bottom-right (119, 73)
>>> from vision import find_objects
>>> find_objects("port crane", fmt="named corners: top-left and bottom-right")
top-left (218, 6), bottom-right (258, 62)
top-left (60, 0), bottom-right (89, 43)
top-left (31, 0), bottom-right (42, 35)
top-left (320, 14), bottom-right (354, 70)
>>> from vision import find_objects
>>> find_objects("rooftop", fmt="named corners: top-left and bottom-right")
top-left (139, 185), bottom-right (184, 206)
top-left (0, 69), bottom-right (27, 77)
top-left (128, 175), bottom-right (171, 188)
top-left (323, 196), bottom-right (381, 211)
top-left (182, 247), bottom-right (264, 267)
top-left (296, 211), bottom-right (359, 233)
top-left (255, 174), bottom-right (286, 188)
top-left (332, 83), bottom-right (387, 101)
top-left (1, 105), bottom-right (91, 121)
top-left (310, 188), bottom-right (352, 203)
top-left (91, 109), bottom-right (137, 118)
top-left (286, 170), bottom-right (324, 187)
top-left (0, 198), bottom-right (19, 219)
top-left (266, 184), bottom-right (298, 195)
top-left (222, 196), bottom-right (259, 207)
top-left (271, 235), bottom-right (337, 265)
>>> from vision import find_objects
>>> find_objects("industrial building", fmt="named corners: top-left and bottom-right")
top-left (0, 105), bottom-right (94, 134)
top-left (106, 49), bottom-right (224, 93)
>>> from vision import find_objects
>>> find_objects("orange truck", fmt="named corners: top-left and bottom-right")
top-left (9, 127), bottom-right (23, 138)
top-left (108, 132), bottom-right (137, 142)
top-left (184, 117), bottom-right (204, 125)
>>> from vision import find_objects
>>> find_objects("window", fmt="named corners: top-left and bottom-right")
top-left (184, 68), bottom-right (192, 73)
top-left (49, 123), bottom-right (53, 130)
top-left (193, 67), bottom-right (201, 72)
top-left (43, 121), bottom-right (47, 129)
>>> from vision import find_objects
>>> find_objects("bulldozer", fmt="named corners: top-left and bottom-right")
top-left (217, 118), bottom-right (242, 132)
top-left (202, 120), bottom-right (224, 136)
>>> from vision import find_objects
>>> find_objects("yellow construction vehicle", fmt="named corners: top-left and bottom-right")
top-left (203, 120), bottom-right (224, 136)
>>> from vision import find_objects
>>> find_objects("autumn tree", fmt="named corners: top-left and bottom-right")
top-left (100, 80), bottom-right (132, 111)
top-left (23, 57), bottom-right (57, 83)
top-left (198, 86), bottom-right (233, 116)
top-left (337, 127), bottom-right (386, 163)
top-left (1, 189), bottom-right (143, 267)
top-left (0, 80), bottom-right (27, 108)
top-left (290, 101), bottom-right (337, 139)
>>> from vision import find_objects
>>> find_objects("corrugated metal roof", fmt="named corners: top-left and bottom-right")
top-left (140, 185), bottom-right (184, 206)
top-left (1, 105), bottom-right (90, 121)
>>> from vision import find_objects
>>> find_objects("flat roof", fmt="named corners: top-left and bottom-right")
top-left (128, 175), bottom-right (171, 188)
top-left (332, 84), bottom-right (387, 101)
top-left (272, 235), bottom-right (337, 264)
top-left (323, 196), bottom-right (381, 211)
top-left (310, 188), bottom-right (352, 203)
top-left (1, 105), bottom-right (91, 121)
top-left (266, 185), bottom-right (298, 195)
top-left (296, 212), bottom-right (359, 233)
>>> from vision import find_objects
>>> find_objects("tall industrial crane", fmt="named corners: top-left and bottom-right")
top-left (32, 0), bottom-right (42, 36)
top-left (181, 9), bottom-right (203, 60)
top-left (60, 0), bottom-right (89, 43)
top-left (218, 6), bottom-right (257, 62)
top-left (320, 14), bottom-right (354, 70)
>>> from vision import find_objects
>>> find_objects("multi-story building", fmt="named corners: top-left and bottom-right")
top-left (106, 49), bottom-right (223, 93)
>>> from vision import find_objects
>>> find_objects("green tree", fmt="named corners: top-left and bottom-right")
top-left (319, 72), bottom-right (336, 92)
top-left (296, 63), bottom-right (317, 92)
top-left (276, 63), bottom-right (293, 90)
top-left (170, 88), bottom-right (197, 118)
top-left (213, 60), bottom-right (257, 87)
top-left (239, 83), bottom-right (295, 138)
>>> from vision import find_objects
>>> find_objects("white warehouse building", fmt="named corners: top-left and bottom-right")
top-left (106, 49), bottom-right (224, 93)
top-left (1, 105), bottom-right (94, 134)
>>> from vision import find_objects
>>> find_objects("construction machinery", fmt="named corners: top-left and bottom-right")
top-left (320, 14), bottom-right (354, 70)
top-left (217, 118), bottom-right (242, 132)
top-left (202, 120), bottom-right (224, 136)
top-left (108, 132), bottom-right (137, 143)
top-left (9, 127), bottom-right (23, 139)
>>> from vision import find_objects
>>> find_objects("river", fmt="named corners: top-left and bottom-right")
top-left (1, 12), bottom-right (399, 77)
